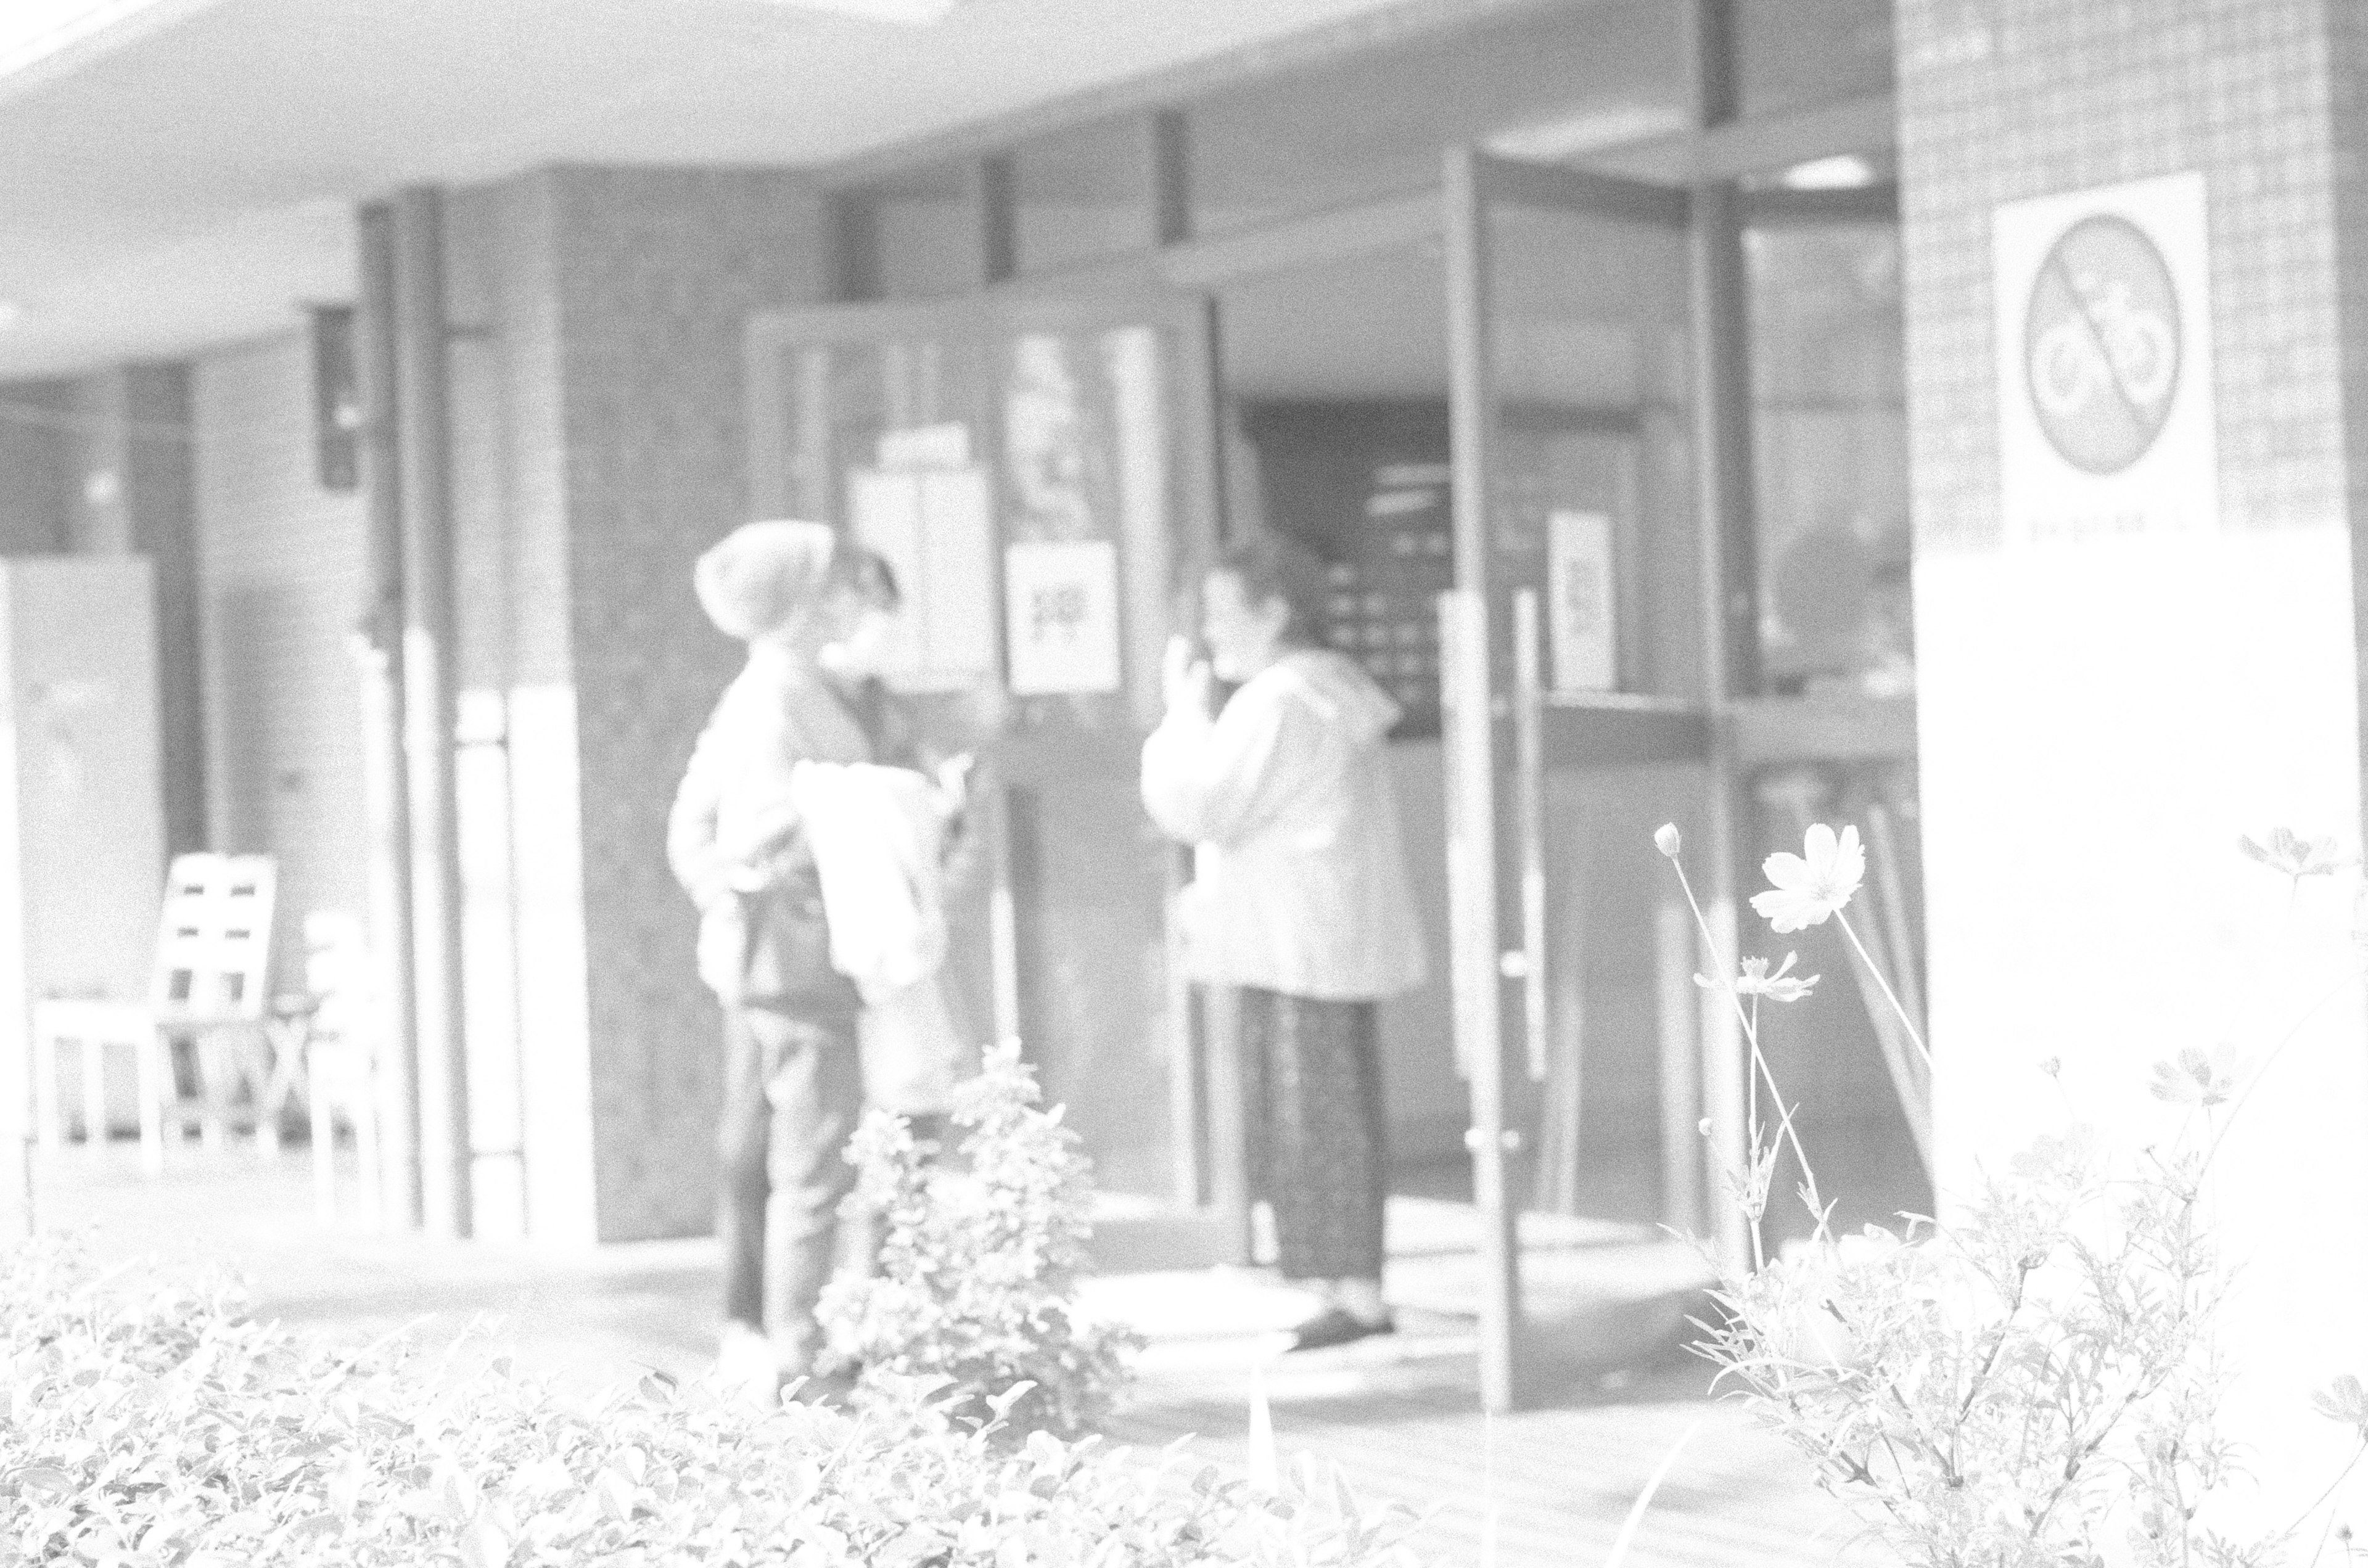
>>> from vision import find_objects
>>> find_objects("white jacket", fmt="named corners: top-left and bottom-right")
top-left (789, 761), bottom-right (969, 1115)
top-left (1140, 649), bottom-right (1428, 1001)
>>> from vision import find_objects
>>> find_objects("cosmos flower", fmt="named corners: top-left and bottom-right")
top-left (2238, 826), bottom-right (2351, 879)
top-left (1697, 951), bottom-right (1820, 1003)
top-left (1749, 824), bottom-right (1864, 934)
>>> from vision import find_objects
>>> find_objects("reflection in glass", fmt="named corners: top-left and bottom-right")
top-left (1746, 219), bottom-right (1911, 696)
top-left (1486, 203), bottom-right (1697, 701)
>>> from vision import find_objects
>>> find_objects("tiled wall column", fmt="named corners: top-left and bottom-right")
top-left (462, 168), bottom-right (828, 1244)
top-left (1901, 0), bottom-right (2368, 1524)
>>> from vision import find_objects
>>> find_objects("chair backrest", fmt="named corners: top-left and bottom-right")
top-left (148, 853), bottom-right (278, 1025)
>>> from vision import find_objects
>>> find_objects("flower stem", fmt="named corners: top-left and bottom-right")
top-left (1834, 909), bottom-right (1933, 1072)
top-left (1667, 857), bottom-right (1827, 1230)
top-left (2203, 965), bottom-right (2366, 1177)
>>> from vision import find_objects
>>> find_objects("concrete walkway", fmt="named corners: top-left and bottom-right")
top-left (28, 1143), bottom-right (1866, 1567)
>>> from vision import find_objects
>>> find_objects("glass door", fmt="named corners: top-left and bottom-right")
top-left (745, 287), bottom-right (1240, 1267)
top-left (1441, 150), bottom-right (1708, 1411)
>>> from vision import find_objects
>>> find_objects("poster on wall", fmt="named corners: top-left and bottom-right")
top-left (847, 464), bottom-right (997, 692)
top-left (1992, 170), bottom-right (2217, 548)
top-left (1547, 507), bottom-right (1617, 692)
top-left (1003, 538), bottom-right (1122, 696)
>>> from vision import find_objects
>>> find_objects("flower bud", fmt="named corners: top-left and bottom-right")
top-left (1655, 823), bottom-right (1682, 859)
top-left (1697, 1117), bottom-right (1712, 1138)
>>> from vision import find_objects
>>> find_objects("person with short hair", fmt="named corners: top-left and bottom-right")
top-left (668, 519), bottom-right (873, 1403)
top-left (1140, 532), bottom-right (1428, 1352)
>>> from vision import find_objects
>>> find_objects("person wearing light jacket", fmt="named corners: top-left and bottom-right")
top-left (1140, 533), bottom-right (1428, 1352)
top-left (668, 520), bottom-right (873, 1404)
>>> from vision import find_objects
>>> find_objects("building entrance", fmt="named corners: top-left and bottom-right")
top-left (744, 287), bottom-right (1241, 1268)
top-left (1439, 147), bottom-right (1929, 1408)
top-left (783, 0), bottom-right (1924, 1414)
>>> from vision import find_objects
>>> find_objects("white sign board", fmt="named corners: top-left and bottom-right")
top-left (1003, 539), bottom-right (1122, 696)
top-left (1993, 170), bottom-right (2217, 548)
top-left (1546, 507), bottom-right (1617, 691)
top-left (847, 466), bottom-right (997, 692)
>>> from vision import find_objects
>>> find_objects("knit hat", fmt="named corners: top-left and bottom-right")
top-left (693, 520), bottom-right (841, 641)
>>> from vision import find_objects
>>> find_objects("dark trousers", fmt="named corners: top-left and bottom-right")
top-left (716, 1006), bottom-right (862, 1371)
top-left (1239, 988), bottom-right (1388, 1281)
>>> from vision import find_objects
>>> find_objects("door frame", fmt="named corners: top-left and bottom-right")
top-left (742, 284), bottom-right (1246, 1268)
top-left (1441, 147), bottom-right (1714, 1413)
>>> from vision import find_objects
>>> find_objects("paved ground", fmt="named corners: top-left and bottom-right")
top-left (27, 1141), bottom-right (1868, 1567)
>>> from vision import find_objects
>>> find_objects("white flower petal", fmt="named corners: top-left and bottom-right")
top-left (1830, 826), bottom-right (1865, 890)
top-left (1803, 823), bottom-right (1839, 867)
top-left (1761, 851), bottom-right (1812, 890)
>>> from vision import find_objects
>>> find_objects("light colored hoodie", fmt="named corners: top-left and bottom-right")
top-left (787, 760), bottom-right (970, 1116)
top-left (1140, 647), bottom-right (1428, 1001)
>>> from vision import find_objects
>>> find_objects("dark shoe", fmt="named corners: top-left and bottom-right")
top-left (1286, 1307), bottom-right (1396, 1353)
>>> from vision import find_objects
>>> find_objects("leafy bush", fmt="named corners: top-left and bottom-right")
top-left (820, 1041), bottom-right (1140, 1440)
top-left (1658, 819), bottom-right (2368, 1568)
top-left (0, 1235), bottom-right (1423, 1567)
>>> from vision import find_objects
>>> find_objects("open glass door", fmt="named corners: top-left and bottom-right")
top-left (745, 288), bottom-right (1241, 1268)
top-left (1441, 150), bottom-right (1709, 1411)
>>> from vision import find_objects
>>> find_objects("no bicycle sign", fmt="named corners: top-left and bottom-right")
top-left (1994, 171), bottom-right (2217, 548)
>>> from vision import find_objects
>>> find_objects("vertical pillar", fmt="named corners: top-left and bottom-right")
top-left (974, 154), bottom-right (1018, 286)
top-left (1901, 0), bottom-right (2368, 1527)
top-left (355, 201), bottom-right (422, 1233)
top-left (1442, 144), bottom-right (1524, 1415)
top-left (1149, 110), bottom-right (1192, 247)
top-left (1682, 0), bottom-right (1756, 1278)
top-left (392, 186), bottom-right (472, 1241)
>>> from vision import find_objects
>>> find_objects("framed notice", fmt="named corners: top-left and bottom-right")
top-left (1003, 538), bottom-right (1122, 696)
top-left (847, 466), bottom-right (997, 692)
top-left (1546, 507), bottom-right (1616, 691)
top-left (1993, 171), bottom-right (2217, 548)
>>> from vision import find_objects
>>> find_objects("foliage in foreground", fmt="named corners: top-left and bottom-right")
top-left (821, 1040), bottom-right (1140, 1440)
top-left (1661, 819), bottom-right (2368, 1568)
top-left (0, 1237), bottom-right (1423, 1568)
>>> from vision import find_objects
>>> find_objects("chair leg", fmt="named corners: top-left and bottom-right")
top-left (31, 1024), bottom-right (60, 1159)
top-left (194, 1035), bottom-right (228, 1155)
top-left (355, 1094), bottom-right (381, 1231)
top-left (311, 1078), bottom-right (335, 1225)
top-left (80, 1036), bottom-right (107, 1149)
top-left (136, 1032), bottom-right (166, 1178)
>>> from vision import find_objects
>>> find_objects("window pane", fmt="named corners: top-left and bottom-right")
top-left (1747, 218), bottom-right (1911, 695)
top-left (1190, 0), bottom-right (1687, 239)
top-left (1014, 114), bottom-right (1152, 276)
top-left (868, 160), bottom-right (976, 300)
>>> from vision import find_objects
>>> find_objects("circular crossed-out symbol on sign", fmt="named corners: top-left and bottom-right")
top-left (2021, 213), bottom-right (2181, 475)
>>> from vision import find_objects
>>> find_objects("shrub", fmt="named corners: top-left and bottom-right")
top-left (0, 1235), bottom-right (1423, 1567)
top-left (820, 1040), bottom-right (1140, 1440)
top-left (1657, 819), bottom-right (2368, 1568)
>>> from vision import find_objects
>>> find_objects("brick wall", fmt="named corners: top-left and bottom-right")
top-left (442, 168), bottom-right (828, 1243)
top-left (189, 334), bottom-right (369, 982)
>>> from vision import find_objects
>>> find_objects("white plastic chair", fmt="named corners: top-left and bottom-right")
top-left (295, 909), bottom-right (380, 1225)
top-left (31, 853), bottom-right (278, 1173)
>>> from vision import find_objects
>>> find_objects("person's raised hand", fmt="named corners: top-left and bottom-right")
top-left (1162, 634), bottom-right (1213, 716)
